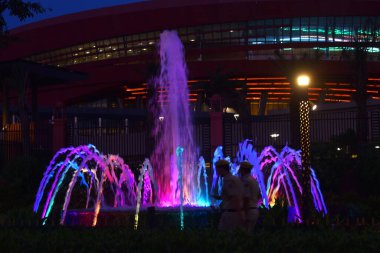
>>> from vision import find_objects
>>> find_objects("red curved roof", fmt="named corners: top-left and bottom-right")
top-left (2, 0), bottom-right (380, 61)
top-left (2, 0), bottom-right (380, 108)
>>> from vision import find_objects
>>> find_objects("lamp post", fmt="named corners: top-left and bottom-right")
top-left (296, 74), bottom-right (312, 223)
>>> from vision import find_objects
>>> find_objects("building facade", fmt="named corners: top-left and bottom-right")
top-left (1, 0), bottom-right (380, 115)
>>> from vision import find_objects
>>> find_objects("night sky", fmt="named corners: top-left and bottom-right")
top-left (4, 0), bottom-right (145, 29)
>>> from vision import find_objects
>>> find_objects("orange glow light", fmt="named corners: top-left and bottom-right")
top-left (328, 88), bottom-right (356, 92)
top-left (124, 96), bottom-right (136, 100)
top-left (131, 92), bottom-right (147, 95)
top-left (248, 87), bottom-right (291, 90)
top-left (248, 77), bottom-right (287, 80)
top-left (326, 94), bottom-right (351, 97)
top-left (325, 98), bottom-right (351, 102)
top-left (188, 80), bottom-right (208, 83)
top-left (247, 82), bottom-right (273, 85)
top-left (273, 82), bottom-right (290, 85)
top-left (126, 88), bottom-right (146, 92)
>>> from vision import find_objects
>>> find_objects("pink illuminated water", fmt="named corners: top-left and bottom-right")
top-left (34, 145), bottom-right (137, 226)
top-left (150, 31), bottom-right (198, 206)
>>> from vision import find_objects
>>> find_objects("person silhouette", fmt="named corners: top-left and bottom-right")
top-left (238, 161), bottom-right (260, 232)
top-left (213, 159), bottom-right (244, 231)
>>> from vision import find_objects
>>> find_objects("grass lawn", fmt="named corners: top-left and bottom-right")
top-left (0, 226), bottom-right (379, 253)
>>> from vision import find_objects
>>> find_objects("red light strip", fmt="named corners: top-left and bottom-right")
top-left (326, 94), bottom-right (351, 97)
top-left (328, 88), bottom-right (356, 92)
top-left (248, 87), bottom-right (291, 90)
top-left (131, 92), bottom-right (147, 95)
top-left (126, 88), bottom-right (146, 92)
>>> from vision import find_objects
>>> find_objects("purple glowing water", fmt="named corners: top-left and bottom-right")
top-left (150, 30), bottom-right (198, 206)
top-left (211, 140), bottom-right (327, 222)
top-left (33, 145), bottom-right (137, 226)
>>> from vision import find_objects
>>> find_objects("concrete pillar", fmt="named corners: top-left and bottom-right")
top-left (31, 83), bottom-right (38, 122)
top-left (2, 82), bottom-right (8, 129)
top-left (52, 118), bottom-right (67, 153)
top-left (210, 112), bottom-right (223, 156)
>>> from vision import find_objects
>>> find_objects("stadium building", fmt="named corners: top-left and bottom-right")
top-left (1, 0), bottom-right (380, 161)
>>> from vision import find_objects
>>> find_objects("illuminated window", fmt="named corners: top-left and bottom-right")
top-left (25, 15), bottom-right (380, 66)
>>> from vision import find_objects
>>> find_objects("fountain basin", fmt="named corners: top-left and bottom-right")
top-left (65, 206), bottom-right (218, 229)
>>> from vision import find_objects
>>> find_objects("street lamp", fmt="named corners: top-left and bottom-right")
top-left (297, 74), bottom-right (310, 87)
top-left (296, 74), bottom-right (312, 223)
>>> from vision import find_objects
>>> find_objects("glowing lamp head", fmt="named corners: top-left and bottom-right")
top-left (297, 75), bottom-right (310, 87)
top-left (270, 133), bottom-right (280, 138)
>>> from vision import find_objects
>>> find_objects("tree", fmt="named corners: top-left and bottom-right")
top-left (201, 69), bottom-right (252, 139)
top-left (205, 69), bottom-right (244, 111)
top-left (0, 1), bottom-right (44, 158)
top-left (0, 0), bottom-right (44, 32)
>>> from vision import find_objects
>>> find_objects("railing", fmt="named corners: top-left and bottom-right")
top-left (66, 117), bottom-right (147, 169)
top-left (1, 107), bottom-right (379, 165)
top-left (66, 116), bottom-right (212, 169)
top-left (224, 108), bottom-right (380, 155)
top-left (0, 120), bottom-right (53, 163)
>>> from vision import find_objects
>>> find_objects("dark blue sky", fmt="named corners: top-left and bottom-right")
top-left (4, 0), bottom-right (145, 29)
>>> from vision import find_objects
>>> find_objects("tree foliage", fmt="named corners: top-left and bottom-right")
top-left (0, 0), bottom-right (45, 33)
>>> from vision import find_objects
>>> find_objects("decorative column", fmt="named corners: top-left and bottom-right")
top-left (210, 111), bottom-right (223, 156)
top-left (300, 99), bottom-right (311, 222)
top-left (52, 118), bottom-right (67, 153)
top-left (296, 74), bottom-right (312, 223)
top-left (2, 81), bottom-right (8, 130)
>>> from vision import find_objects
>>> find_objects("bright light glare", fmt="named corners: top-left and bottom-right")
top-left (297, 75), bottom-right (310, 87)
top-left (270, 133), bottom-right (280, 138)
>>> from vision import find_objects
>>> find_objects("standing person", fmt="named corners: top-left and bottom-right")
top-left (239, 161), bottom-right (260, 232)
top-left (212, 159), bottom-right (244, 231)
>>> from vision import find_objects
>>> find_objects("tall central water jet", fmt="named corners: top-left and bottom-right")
top-left (150, 31), bottom-right (197, 206)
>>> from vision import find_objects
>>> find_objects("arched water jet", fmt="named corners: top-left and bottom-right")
top-left (235, 139), bottom-right (269, 208)
top-left (210, 140), bottom-right (327, 221)
top-left (33, 145), bottom-right (137, 226)
top-left (197, 156), bottom-right (208, 204)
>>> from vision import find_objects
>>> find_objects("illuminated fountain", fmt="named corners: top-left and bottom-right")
top-left (34, 31), bottom-right (210, 227)
top-left (33, 30), bottom-right (327, 227)
top-left (149, 30), bottom-right (206, 206)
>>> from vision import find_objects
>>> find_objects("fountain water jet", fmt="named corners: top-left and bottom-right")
top-left (150, 30), bottom-right (200, 206)
top-left (33, 145), bottom-right (137, 226)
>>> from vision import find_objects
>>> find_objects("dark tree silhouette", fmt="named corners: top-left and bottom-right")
top-left (0, 1), bottom-right (45, 157)
top-left (0, 0), bottom-right (44, 31)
